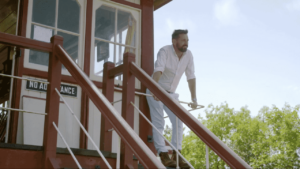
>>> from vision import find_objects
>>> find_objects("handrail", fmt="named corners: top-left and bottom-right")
top-left (130, 102), bottom-right (194, 169)
top-left (0, 73), bottom-right (49, 84)
top-left (114, 87), bottom-right (205, 111)
top-left (54, 88), bottom-right (112, 169)
top-left (52, 122), bottom-right (82, 169)
top-left (129, 62), bottom-right (251, 169)
top-left (0, 107), bottom-right (47, 115)
top-left (0, 32), bottom-right (53, 52)
top-left (55, 44), bottom-right (165, 169)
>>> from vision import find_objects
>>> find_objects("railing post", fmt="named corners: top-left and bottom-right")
top-left (120, 53), bottom-right (135, 169)
top-left (100, 62), bottom-right (115, 151)
top-left (43, 35), bottom-right (63, 168)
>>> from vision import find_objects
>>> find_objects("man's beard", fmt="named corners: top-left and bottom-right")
top-left (177, 44), bottom-right (188, 52)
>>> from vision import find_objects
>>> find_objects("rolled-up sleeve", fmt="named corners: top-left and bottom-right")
top-left (185, 53), bottom-right (196, 80)
top-left (154, 48), bottom-right (167, 73)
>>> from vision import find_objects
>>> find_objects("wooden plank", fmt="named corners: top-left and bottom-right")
top-left (120, 53), bottom-right (135, 169)
top-left (100, 62), bottom-right (115, 151)
top-left (42, 35), bottom-right (63, 168)
top-left (0, 32), bottom-right (52, 52)
top-left (80, 0), bottom-right (93, 149)
top-left (8, 0), bottom-right (28, 144)
top-left (108, 64), bottom-right (123, 78)
top-left (139, 0), bottom-right (156, 154)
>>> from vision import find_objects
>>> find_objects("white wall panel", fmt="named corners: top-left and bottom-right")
top-left (18, 77), bottom-right (82, 148)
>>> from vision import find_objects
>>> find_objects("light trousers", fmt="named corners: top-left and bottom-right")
top-left (146, 89), bottom-right (183, 154)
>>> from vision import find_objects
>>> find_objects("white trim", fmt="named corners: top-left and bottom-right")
top-left (31, 22), bottom-right (81, 37)
top-left (94, 37), bottom-right (136, 49)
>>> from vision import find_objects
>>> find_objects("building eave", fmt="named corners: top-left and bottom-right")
top-left (154, 0), bottom-right (172, 11)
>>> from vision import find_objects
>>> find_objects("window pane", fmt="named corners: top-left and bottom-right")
top-left (29, 50), bottom-right (49, 66)
top-left (117, 10), bottom-right (136, 47)
top-left (29, 25), bottom-right (54, 66)
top-left (32, 0), bottom-right (56, 27)
top-left (57, 31), bottom-right (79, 64)
top-left (95, 6), bottom-right (115, 41)
top-left (58, 0), bottom-right (80, 33)
top-left (94, 40), bottom-right (114, 76)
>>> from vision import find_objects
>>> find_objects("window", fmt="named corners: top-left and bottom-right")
top-left (91, 0), bottom-right (140, 85)
top-left (25, 0), bottom-right (85, 73)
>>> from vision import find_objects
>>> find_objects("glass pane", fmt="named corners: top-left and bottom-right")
top-left (95, 6), bottom-right (116, 41)
top-left (58, 0), bottom-right (80, 33)
top-left (94, 40), bottom-right (114, 76)
top-left (29, 50), bottom-right (49, 66)
top-left (57, 31), bottom-right (79, 64)
top-left (29, 25), bottom-right (54, 66)
top-left (117, 10), bottom-right (136, 47)
top-left (32, 0), bottom-right (56, 27)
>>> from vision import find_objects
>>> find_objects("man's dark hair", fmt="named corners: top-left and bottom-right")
top-left (172, 29), bottom-right (188, 39)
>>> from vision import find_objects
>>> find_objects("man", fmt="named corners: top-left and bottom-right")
top-left (146, 29), bottom-right (197, 168)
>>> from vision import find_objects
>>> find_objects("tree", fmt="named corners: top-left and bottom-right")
top-left (180, 103), bottom-right (300, 168)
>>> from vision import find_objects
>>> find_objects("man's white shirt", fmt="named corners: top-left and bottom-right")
top-left (153, 45), bottom-right (196, 93)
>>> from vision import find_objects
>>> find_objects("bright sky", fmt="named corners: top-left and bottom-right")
top-left (153, 0), bottom-right (300, 125)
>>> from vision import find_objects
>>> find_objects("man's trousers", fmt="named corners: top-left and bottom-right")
top-left (146, 89), bottom-right (183, 154)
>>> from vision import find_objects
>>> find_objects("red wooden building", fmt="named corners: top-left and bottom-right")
top-left (0, 0), bottom-right (251, 168)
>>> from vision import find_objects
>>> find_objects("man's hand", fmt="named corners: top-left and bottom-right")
top-left (188, 101), bottom-right (198, 109)
top-left (188, 78), bottom-right (197, 109)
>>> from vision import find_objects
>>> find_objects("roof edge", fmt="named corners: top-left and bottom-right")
top-left (154, 0), bottom-right (172, 11)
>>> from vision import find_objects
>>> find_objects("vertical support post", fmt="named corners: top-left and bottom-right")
top-left (120, 53), bottom-right (135, 169)
top-left (100, 62), bottom-right (115, 151)
top-left (43, 35), bottom-right (63, 168)
top-left (139, 0), bottom-right (156, 154)
top-left (8, 0), bottom-right (28, 143)
top-left (79, 0), bottom-right (93, 149)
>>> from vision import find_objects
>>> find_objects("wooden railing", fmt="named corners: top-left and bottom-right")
top-left (0, 32), bottom-right (164, 169)
top-left (0, 32), bottom-right (251, 168)
top-left (102, 51), bottom-right (252, 168)
top-left (128, 62), bottom-right (252, 168)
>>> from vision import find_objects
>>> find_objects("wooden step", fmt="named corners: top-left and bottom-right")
top-left (0, 143), bottom-right (137, 168)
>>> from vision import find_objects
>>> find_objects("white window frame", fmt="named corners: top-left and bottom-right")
top-left (24, 0), bottom-right (86, 76)
top-left (90, 0), bottom-right (141, 88)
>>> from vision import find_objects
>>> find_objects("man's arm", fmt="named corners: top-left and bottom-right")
top-left (188, 78), bottom-right (197, 109)
top-left (151, 71), bottom-right (162, 101)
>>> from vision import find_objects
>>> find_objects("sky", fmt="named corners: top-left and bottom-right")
top-left (153, 0), bottom-right (300, 124)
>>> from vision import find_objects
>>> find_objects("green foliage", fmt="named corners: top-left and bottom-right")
top-left (179, 103), bottom-right (300, 168)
